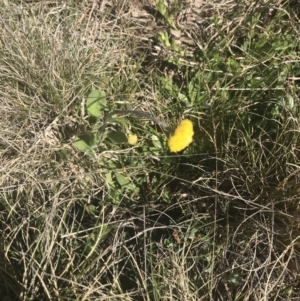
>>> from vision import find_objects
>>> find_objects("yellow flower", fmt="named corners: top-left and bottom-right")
top-left (168, 119), bottom-right (194, 152)
top-left (127, 133), bottom-right (138, 145)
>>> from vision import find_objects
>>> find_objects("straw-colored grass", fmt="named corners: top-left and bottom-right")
top-left (1, 0), bottom-right (300, 300)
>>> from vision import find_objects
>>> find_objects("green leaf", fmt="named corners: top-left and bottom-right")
top-left (84, 204), bottom-right (96, 214)
top-left (178, 92), bottom-right (188, 103)
top-left (115, 173), bottom-right (130, 187)
top-left (105, 172), bottom-right (114, 185)
top-left (188, 73), bottom-right (207, 104)
top-left (163, 77), bottom-right (174, 92)
top-left (156, 0), bottom-right (167, 17)
top-left (107, 160), bottom-right (118, 168)
top-left (151, 135), bottom-right (162, 149)
top-left (73, 139), bottom-right (89, 151)
top-left (86, 90), bottom-right (107, 117)
top-left (107, 131), bottom-right (127, 144)
top-left (73, 136), bottom-right (90, 151)
top-left (72, 134), bottom-right (96, 151)
top-left (158, 31), bottom-right (171, 48)
top-left (287, 94), bottom-right (294, 112)
top-left (110, 117), bottom-right (130, 126)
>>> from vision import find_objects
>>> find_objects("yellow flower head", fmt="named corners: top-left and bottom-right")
top-left (127, 133), bottom-right (138, 145)
top-left (168, 119), bottom-right (194, 152)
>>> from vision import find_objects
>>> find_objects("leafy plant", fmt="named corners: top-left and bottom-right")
top-left (72, 90), bottom-right (107, 152)
top-left (86, 90), bottom-right (107, 117)
top-left (156, 0), bottom-right (177, 29)
top-left (72, 90), bottom-right (137, 152)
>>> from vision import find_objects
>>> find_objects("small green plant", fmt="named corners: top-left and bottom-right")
top-left (156, 0), bottom-right (177, 29)
top-left (72, 89), bottom-right (107, 152)
top-left (73, 90), bottom-right (195, 154)
top-left (155, 1), bottom-right (192, 67)
top-left (158, 31), bottom-right (184, 56)
top-left (72, 91), bottom-right (139, 152)
top-left (158, 31), bottom-right (186, 66)
top-left (86, 90), bottom-right (107, 118)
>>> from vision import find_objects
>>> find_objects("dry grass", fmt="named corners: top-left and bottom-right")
top-left (1, 0), bottom-right (300, 300)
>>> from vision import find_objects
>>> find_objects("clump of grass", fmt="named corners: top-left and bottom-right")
top-left (1, 0), bottom-right (300, 300)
